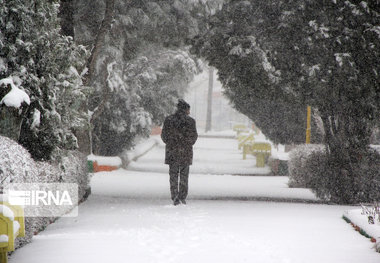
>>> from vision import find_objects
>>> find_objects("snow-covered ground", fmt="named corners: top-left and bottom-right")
top-left (10, 136), bottom-right (380, 263)
top-left (344, 208), bottom-right (380, 244)
top-left (89, 170), bottom-right (318, 202)
top-left (129, 136), bottom-right (273, 175)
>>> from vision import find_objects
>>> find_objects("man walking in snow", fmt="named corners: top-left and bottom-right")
top-left (161, 99), bottom-right (198, 205)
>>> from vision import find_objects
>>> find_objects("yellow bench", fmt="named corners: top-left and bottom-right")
top-left (238, 133), bottom-right (254, 150)
top-left (243, 142), bottom-right (271, 167)
top-left (233, 124), bottom-right (248, 136)
top-left (0, 203), bottom-right (25, 263)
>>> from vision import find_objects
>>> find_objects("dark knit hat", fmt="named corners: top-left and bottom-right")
top-left (177, 99), bottom-right (190, 111)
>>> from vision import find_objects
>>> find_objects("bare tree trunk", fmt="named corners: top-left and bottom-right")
top-left (320, 112), bottom-right (334, 155)
top-left (90, 60), bottom-right (113, 123)
top-left (84, 0), bottom-right (115, 87)
top-left (76, 0), bottom-right (115, 154)
top-left (205, 66), bottom-right (213, 132)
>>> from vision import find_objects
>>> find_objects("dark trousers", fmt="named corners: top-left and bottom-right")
top-left (169, 164), bottom-right (189, 201)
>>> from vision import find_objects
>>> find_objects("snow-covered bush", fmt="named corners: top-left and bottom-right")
top-left (288, 144), bottom-right (324, 188)
top-left (0, 136), bottom-right (90, 249)
top-left (289, 143), bottom-right (380, 204)
top-left (306, 149), bottom-right (380, 204)
top-left (59, 150), bottom-right (90, 202)
top-left (0, 136), bottom-right (39, 185)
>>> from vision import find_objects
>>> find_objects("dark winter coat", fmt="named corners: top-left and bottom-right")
top-left (161, 110), bottom-right (198, 165)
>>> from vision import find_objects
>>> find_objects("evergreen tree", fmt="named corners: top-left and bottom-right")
top-left (0, 0), bottom-right (88, 160)
top-left (192, 0), bottom-right (379, 146)
top-left (73, 0), bottom-right (216, 155)
top-left (191, 0), bottom-right (380, 203)
top-left (191, 0), bottom-right (325, 144)
top-left (92, 48), bottom-right (199, 155)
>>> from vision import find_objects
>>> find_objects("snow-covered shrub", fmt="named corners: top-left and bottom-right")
top-left (305, 149), bottom-right (380, 204)
top-left (0, 136), bottom-right (89, 194)
top-left (60, 150), bottom-right (90, 202)
top-left (289, 142), bottom-right (380, 204)
top-left (289, 145), bottom-right (380, 204)
top-left (0, 136), bottom-right (39, 186)
top-left (0, 136), bottom-right (89, 249)
top-left (288, 144), bottom-right (324, 188)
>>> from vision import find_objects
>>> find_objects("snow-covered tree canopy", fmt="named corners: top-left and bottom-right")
top-left (92, 48), bottom-right (199, 155)
top-left (191, 0), bottom-right (380, 203)
top-left (191, 0), bottom-right (379, 152)
top-left (1, 0), bottom-right (224, 157)
top-left (0, 0), bottom-right (88, 160)
top-left (72, 0), bottom-right (225, 155)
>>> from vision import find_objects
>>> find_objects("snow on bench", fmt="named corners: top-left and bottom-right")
top-left (0, 203), bottom-right (25, 263)
top-left (238, 133), bottom-right (254, 150)
top-left (0, 205), bottom-right (14, 221)
top-left (0, 235), bottom-right (8, 243)
top-left (233, 124), bottom-right (249, 135)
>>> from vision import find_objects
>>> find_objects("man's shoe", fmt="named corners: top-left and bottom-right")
top-left (180, 199), bottom-right (186, 205)
top-left (173, 198), bottom-right (180, 206)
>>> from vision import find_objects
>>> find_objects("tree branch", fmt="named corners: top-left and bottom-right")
top-left (83, 0), bottom-right (115, 87)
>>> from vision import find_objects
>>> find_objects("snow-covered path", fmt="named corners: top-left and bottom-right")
top-left (11, 197), bottom-right (380, 263)
top-left (128, 135), bottom-right (273, 175)
top-left (10, 136), bottom-right (380, 263)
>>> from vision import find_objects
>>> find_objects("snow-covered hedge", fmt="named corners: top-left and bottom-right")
top-left (289, 143), bottom-right (380, 204)
top-left (0, 136), bottom-right (90, 249)
top-left (288, 144), bottom-right (325, 188)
